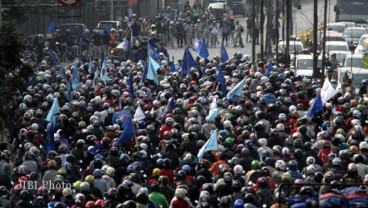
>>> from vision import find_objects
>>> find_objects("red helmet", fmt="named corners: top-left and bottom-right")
top-left (95, 199), bottom-right (105, 208)
top-left (38, 186), bottom-right (48, 196)
top-left (13, 184), bottom-right (23, 195)
top-left (85, 201), bottom-right (95, 208)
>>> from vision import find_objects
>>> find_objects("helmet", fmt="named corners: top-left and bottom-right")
top-left (251, 160), bottom-right (259, 170)
top-left (332, 157), bottom-right (342, 166)
top-left (85, 175), bottom-right (94, 183)
top-left (348, 163), bottom-right (358, 173)
top-left (95, 199), bottom-right (105, 208)
top-left (257, 177), bottom-right (268, 187)
top-left (233, 165), bottom-right (244, 175)
top-left (288, 160), bottom-right (298, 170)
top-left (20, 189), bottom-right (30, 200)
top-left (362, 79), bottom-right (368, 86)
top-left (234, 199), bottom-right (244, 208)
top-left (85, 201), bottom-right (96, 208)
top-left (306, 156), bottom-right (316, 165)
top-left (224, 137), bottom-right (234, 147)
top-left (275, 160), bottom-right (286, 171)
top-left (152, 168), bottom-right (161, 177)
top-left (182, 164), bottom-right (191, 173)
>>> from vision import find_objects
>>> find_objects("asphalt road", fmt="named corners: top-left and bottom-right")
top-left (167, 0), bottom-right (337, 61)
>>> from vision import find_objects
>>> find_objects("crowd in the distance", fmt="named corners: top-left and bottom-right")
top-left (2, 7), bottom-right (368, 208)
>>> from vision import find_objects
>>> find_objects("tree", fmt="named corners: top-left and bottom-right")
top-left (0, 21), bottom-right (33, 130)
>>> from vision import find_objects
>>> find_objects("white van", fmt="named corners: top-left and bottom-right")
top-left (278, 40), bottom-right (305, 54)
top-left (344, 53), bottom-right (363, 68)
top-left (294, 54), bottom-right (323, 83)
top-left (337, 67), bottom-right (368, 95)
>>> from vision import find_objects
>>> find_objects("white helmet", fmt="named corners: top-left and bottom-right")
top-left (306, 156), bottom-right (315, 165)
top-left (275, 160), bottom-right (286, 171)
top-left (233, 165), bottom-right (244, 175)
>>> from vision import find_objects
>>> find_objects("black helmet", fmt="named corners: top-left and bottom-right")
top-left (20, 189), bottom-right (30, 200)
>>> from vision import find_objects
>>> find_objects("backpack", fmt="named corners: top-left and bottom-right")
top-left (240, 25), bottom-right (244, 33)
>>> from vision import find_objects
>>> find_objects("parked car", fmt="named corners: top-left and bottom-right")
top-left (208, 0), bottom-right (233, 21)
top-left (228, 0), bottom-right (246, 17)
top-left (343, 27), bottom-right (368, 50)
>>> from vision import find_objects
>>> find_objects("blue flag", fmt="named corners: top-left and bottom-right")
top-left (71, 59), bottom-right (80, 90)
top-left (112, 110), bottom-right (131, 124)
top-left (93, 69), bottom-right (100, 92)
top-left (128, 72), bottom-right (135, 98)
top-left (80, 34), bottom-right (91, 45)
top-left (66, 81), bottom-right (72, 102)
top-left (307, 94), bottom-right (323, 117)
top-left (226, 79), bottom-right (246, 102)
top-left (44, 122), bottom-right (56, 153)
top-left (100, 60), bottom-right (109, 85)
top-left (169, 61), bottom-right (176, 73)
top-left (216, 64), bottom-right (226, 94)
top-left (119, 96), bottom-right (122, 109)
top-left (148, 42), bottom-right (160, 61)
top-left (220, 42), bottom-right (229, 63)
top-left (100, 52), bottom-right (105, 69)
top-left (193, 38), bottom-right (202, 52)
top-left (266, 59), bottom-right (273, 77)
top-left (104, 26), bottom-right (112, 36)
top-left (199, 39), bottom-right (209, 59)
top-left (46, 97), bottom-right (60, 124)
top-left (46, 20), bottom-right (55, 34)
top-left (88, 58), bottom-right (95, 74)
top-left (181, 48), bottom-right (197, 74)
top-left (161, 97), bottom-right (175, 123)
top-left (142, 57), bottom-right (149, 82)
top-left (118, 116), bottom-right (135, 144)
top-left (48, 48), bottom-right (60, 67)
top-left (147, 57), bottom-right (160, 84)
top-left (208, 98), bottom-right (218, 121)
top-left (197, 130), bottom-right (218, 160)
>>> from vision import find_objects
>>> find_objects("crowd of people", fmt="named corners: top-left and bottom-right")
top-left (2, 5), bottom-right (368, 208)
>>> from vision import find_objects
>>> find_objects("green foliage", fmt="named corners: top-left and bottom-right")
top-left (0, 21), bottom-right (33, 129)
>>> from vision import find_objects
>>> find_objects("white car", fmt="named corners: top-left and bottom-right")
top-left (337, 67), bottom-right (368, 95)
top-left (208, 1), bottom-right (233, 21)
top-left (294, 54), bottom-right (322, 83)
top-left (354, 34), bottom-right (368, 54)
top-left (344, 53), bottom-right (363, 68)
top-left (325, 41), bottom-right (349, 55)
top-left (278, 40), bottom-right (305, 54)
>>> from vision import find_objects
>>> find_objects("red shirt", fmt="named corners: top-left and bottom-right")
top-left (160, 168), bottom-right (174, 185)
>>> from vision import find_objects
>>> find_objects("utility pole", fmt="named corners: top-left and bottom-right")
top-left (312, 0), bottom-right (318, 79)
top-left (321, 0), bottom-right (328, 82)
top-left (110, 0), bottom-right (114, 20)
top-left (285, 0), bottom-right (291, 68)
top-left (0, 0), bottom-right (2, 27)
top-left (275, 0), bottom-right (280, 65)
top-left (251, 0), bottom-right (256, 64)
top-left (260, 0), bottom-right (264, 61)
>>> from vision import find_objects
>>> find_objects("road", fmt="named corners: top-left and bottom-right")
top-left (167, 0), bottom-right (337, 61)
